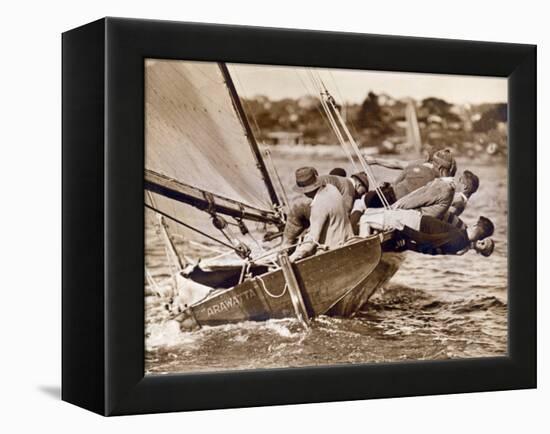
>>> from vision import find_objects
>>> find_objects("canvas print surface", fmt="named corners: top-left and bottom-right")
top-left (144, 59), bottom-right (508, 374)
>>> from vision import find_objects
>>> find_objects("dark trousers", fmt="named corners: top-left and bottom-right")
top-left (363, 183), bottom-right (397, 208)
top-left (403, 216), bottom-right (469, 255)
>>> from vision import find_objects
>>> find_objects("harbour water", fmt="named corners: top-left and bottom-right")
top-left (145, 153), bottom-right (508, 374)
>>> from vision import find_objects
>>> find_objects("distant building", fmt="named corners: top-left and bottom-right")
top-left (265, 131), bottom-right (304, 146)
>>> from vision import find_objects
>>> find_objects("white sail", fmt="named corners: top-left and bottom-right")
top-left (145, 59), bottom-right (275, 209)
top-left (145, 59), bottom-right (278, 260)
top-left (405, 99), bottom-right (422, 155)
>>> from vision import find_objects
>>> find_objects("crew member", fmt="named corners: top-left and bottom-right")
top-left (392, 177), bottom-right (455, 219)
top-left (363, 148), bottom-right (456, 207)
top-left (350, 176), bottom-right (455, 231)
top-left (320, 171), bottom-right (369, 213)
top-left (401, 215), bottom-right (495, 256)
top-left (355, 207), bottom-right (495, 256)
top-left (288, 167), bottom-right (353, 261)
top-left (282, 169), bottom-right (368, 247)
top-left (441, 170), bottom-right (480, 230)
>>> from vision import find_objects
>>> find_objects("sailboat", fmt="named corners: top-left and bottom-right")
top-left (404, 98), bottom-right (423, 155)
top-left (144, 60), bottom-right (402, 329)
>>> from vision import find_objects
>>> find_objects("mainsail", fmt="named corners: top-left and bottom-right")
top-left (145, 60), bottom-right (281, 257)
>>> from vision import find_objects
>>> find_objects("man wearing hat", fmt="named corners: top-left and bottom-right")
top-left (288, 167), bottom-right (353, 262)
top-left (282, 169), bottom-right (368, 249)
top-left (348, 172), bottom-right (370, 200)
top-left (318, 170), bottom-right (369, 214)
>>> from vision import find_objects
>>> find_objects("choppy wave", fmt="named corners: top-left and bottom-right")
top-left (145, 282), bottom-right (507, 374)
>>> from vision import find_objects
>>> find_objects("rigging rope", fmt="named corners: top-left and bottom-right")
top-left (307, 68), bottom-right (391, 209)
top-left (230, 67), bottom-right (287, 220)
top-left (232, 70), bottom-right (265, 140)
top-left (145, 203), bottom-right (240, 252)
top-left (306, 68), bottom-right (360, 172)
top-left (321, 96), bottom-right (360, 172)
top-left (294, 69), bottom-right (357, 170)
top-left (327, 70), bottom-right (362, 140)
top-left (329, 106), bottom-right (389, 206)
top-left (145, 267), bottom-right (163, 297)
top-left (233, 68), bottom-right (292, 216)
top-left (263, 148), bottom-right (290, 210)
top-left (326, 94), bottom-right (391, 209)
top-left (255, 275), bottom-right (288, 298)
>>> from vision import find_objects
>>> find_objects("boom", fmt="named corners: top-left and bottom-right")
top-left (145, 169), bottom-right (283, 226)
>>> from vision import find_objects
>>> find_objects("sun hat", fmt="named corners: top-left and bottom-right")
top-left (293, 167), bottom-right (323, 193)
top-left (329, 167), bottom-right (347, 177)
top-left (432, 148), bottom-right (456, 175)
top-left (350, 172), bottom-right (370, 191)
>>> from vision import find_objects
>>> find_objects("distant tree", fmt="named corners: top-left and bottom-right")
top-left (421, 97), bottom-right (452, 116)
top-left (356, 92), bottom-right (383, 129)
top-left (355, 92), bottom-right (394, 138)
top-left (473, 103), bottom-right (507, 132)
top-left (420, 97), bottom-right (462, 124)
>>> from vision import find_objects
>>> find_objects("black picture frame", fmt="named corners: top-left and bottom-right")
top-left (62, 17), bottom-right (536, 416)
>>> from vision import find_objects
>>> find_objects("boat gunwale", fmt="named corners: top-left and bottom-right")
top-left (189, 230), bottom-right (395, 308)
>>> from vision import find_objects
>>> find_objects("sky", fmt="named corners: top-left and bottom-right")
top-left (228, 63), bottom-right (507, 105)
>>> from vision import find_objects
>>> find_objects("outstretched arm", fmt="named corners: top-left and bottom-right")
top-left (364, 155), bottom-right (407, 170)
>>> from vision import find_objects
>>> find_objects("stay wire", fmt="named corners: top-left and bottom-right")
top-left (305, 69), bottom-right (357, 169)
top-left (295, 68), bottom-right (356, 167)
top-left (144, 203), bottom-right (239, 252)
top-left (309, 69), bottom-right (390, 209)
top-left (307, 69), bottom-right (359, 172)
top-left (326, 95), bottom-right (391, 209)
top-left (327, 70), bottom-right (362, 147)
top-left (313, 70), bottom-right (384, 200)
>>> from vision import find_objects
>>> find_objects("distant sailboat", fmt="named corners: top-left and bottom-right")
top-left (144, 60), bottom-right (402, 329)
top-left (404, 98), bottom-right (423, 155)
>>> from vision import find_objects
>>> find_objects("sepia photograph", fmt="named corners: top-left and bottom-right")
top-left (144, 59), bottom-right (508, 374)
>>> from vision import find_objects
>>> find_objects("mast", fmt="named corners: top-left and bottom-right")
top-left (218, 63), bottom-right (281, 208)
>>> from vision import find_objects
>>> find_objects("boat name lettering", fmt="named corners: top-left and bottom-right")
top-left (207, 288), bottom-right (256, 317)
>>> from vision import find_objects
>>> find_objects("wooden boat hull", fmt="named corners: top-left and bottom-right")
top-left (327, 251), bottom-right (403, 317)
top-left (181, 236), bottom-right (383, 328)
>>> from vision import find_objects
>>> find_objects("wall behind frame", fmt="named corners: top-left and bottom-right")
top-left (1, 0), bottom-right (545, 432)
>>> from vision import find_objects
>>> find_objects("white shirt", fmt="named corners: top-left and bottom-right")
top-left (358, 208), bottom-right (422, 237)
top-left (290, 184), bottom-right (353, 260)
